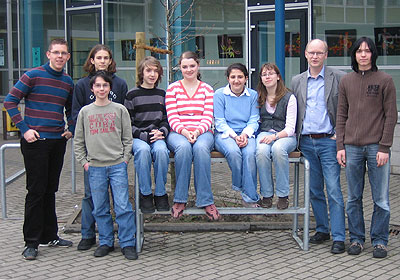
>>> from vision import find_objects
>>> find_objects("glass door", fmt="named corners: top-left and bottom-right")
top-left (66, 8), bottom-right (101, 82)
top-left (249, 9), bottom-right (307, 88)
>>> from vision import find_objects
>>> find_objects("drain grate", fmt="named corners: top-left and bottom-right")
top-left (389, 224), bottom-right (400, 236)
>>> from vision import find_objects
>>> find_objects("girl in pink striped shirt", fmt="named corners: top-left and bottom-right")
top-left (165, 51), bottom-right (220, 221)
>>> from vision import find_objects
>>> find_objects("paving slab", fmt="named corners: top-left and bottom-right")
top-left (1, 137), bottom-right (400, 279)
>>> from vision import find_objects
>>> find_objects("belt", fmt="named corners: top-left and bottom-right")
top-left (302, 133), bottom-right (334, 139)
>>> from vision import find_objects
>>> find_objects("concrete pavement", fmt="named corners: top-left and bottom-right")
top-left (1, 138), bottom-right (400, 279)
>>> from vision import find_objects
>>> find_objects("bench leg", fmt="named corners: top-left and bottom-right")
top-left (135, 169), bottom-right (144, 253)
top-left (303, 158), bottom-right (310, 251)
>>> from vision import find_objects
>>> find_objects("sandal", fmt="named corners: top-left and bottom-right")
top-left (204, 204), bottom-right (220, 221)
top-left (242, 199), bottom-right (260, 208)
top-left (171, 203), bottom-right (186, 219)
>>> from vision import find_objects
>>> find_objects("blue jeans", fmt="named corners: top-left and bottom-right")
top-left (166, 131), bottom-right (215, 207)
top-left (132, 138), bottom-right (169, 196)
top-left (345, 144), bottom-right (390, 246)
top-left (256, 132), bottom-right (297, 197)
top-left (81, 170), bottom-right (96, 239)
top-left (88, 162), bottom-right (136, 248)
top-left (299, 136), bottom-right (345, 241)
top-left (215, 132), bottom-right (259, 203)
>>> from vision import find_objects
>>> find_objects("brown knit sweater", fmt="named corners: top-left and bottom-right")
top-left (336, 70), bottom-right (397, 153)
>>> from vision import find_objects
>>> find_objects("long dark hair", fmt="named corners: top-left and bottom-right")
top-left (179, 51), bottom-right (201, 80)
top-left (83, 44), bottom-right (117, 74)
top-left (257, 63), bottom-right (288, 107)
top-left (351, 37), bottom-right (378, 72)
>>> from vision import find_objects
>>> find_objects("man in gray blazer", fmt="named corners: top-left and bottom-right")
top-left (291, 39), bottom-right (346, 254)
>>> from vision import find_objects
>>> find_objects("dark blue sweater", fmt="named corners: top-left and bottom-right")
top-left (4, 62), bottom-right (74, 138)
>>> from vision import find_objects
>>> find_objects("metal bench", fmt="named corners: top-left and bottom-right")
top-left (134, 151), bottom-right (310, 252)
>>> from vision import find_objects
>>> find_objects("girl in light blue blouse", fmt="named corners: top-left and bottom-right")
top-left (214, 63), bottom-right (260, 207)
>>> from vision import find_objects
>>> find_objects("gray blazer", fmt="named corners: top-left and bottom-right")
top-left (290, 66), bottom-right (346, 135)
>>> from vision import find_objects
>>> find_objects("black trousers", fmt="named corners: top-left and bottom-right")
top-left (20, 138), bottom-right (67, 248)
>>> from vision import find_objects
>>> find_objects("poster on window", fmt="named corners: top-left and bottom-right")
top-left (325, 29), bottom-right (356, 57)
top-left (195, 36), bottom-right (205, 59)
top-left (217, 35), bottom-right (243, 59)
top-left (374, 27), bottom-right (400, 56)
top-left (285, 32), bottom-right (300, 57)
top-left (121, 40), bottom-right (136, 61)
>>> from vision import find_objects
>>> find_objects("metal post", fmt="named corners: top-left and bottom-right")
top-left (7, 0), bottom-right (14, 91)
top-left (1, 144), bottom-right (7, 219)
top-left (303, 158), bottom-right (311, 251)
top-left (275, 0), bottom-right (285, 80)
top-left (1, 143), bottom-right (25, 219)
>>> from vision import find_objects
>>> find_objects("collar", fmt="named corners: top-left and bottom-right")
top-left (223, 84), bottom-right (250, 97)
top-left (44, 62), bottom-right (64, 77)
top-left (358, 68), bottom-right (373, 76)
top-left (307, 65), bottom-right (325, 79)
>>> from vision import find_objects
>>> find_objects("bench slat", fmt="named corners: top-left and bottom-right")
top-left (169, 150), bottom-right (301, 158)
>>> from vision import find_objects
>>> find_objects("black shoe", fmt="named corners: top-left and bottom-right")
top-left (122, 246), bottom-right (138, 260)
top-left (77, 237), bottom-right (96, 251)
top-left (331, 241), bottom-right (345, 254)
top-left (140, 193), bottom-right (155, 213)
top-left (22, 247), bottom-right (38, 260)
top-left (94, 245), bottom-right (114, 257)
top-left (373, 244), bottom-right (387, 258)
top-left (347, 242), bottom-right (363, 255)
top-left (309, 232), bottom-right (330, 244)
top-left (40, 238), bottom-right (73, 247)
top-left (154, 194), bottom-right (170, 211)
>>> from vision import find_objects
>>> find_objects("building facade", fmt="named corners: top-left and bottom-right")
top-left (1, 0), bottom-right (400, 171)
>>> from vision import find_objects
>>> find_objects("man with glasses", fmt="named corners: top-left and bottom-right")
top-left (336, 37), bottom-right (397, 258)
top-left (291, 39), bottom-right (346, 254)
top-left (4, 38), bottom-right (74, 260)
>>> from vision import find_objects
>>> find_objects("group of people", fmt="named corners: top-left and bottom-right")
top-left (4, 35), bottom-right (396, 262)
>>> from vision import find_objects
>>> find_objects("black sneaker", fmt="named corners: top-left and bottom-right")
top-left (348, 242), bottom-right (363, 255)
top-left (121, 246), bottom-right (138, 260)
top-left (309, 232), bottom-right (330, 244)
top-left (154, 194), bottom-right (170, 211)
top-left (94, 245), bottom-right (114, 257)
top-left (331, 241), bottom-right (345, 254)
top-left (22, 247), bottom-right (38, 260)
top-left (140, 193), bottom-right (155, 213)
top-left (373, 244), bottom-right (387, 258)
top-left (77, 237), bottom-right (96, 251)
top-left (40, 238), bottom-right (73, 247)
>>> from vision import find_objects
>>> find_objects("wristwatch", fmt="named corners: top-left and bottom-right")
top-left (275, 133), bottom-right (280, 140)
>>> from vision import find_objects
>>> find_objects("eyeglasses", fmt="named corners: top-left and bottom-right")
top-left (261, 72), bottom-right (277, 77)
top-left (307, 51), bottom-right (326, 57)
top-left (93, 83), bottom-right (110, 89)
top-left (49, 51), bottom-right (69, 57)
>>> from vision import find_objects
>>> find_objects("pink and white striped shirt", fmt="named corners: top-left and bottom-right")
top-left (165, 80), bottom-right (214, 134)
